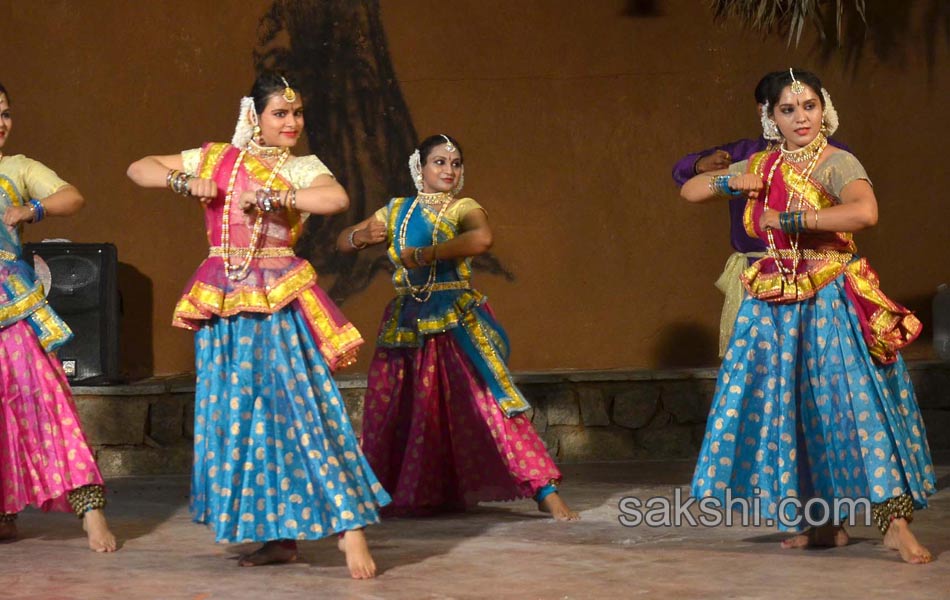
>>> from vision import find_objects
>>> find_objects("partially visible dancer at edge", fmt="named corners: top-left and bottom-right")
top-left (336, 134), bottom-right (579, 521)
top-left (682, 69), bottom-right (936, 564)
top-left (0, 82), bottom-right (117, 552)
top-left (672, 71), bottom-right (849, 357)
top-left (126, 71), bottom-right (390, 578)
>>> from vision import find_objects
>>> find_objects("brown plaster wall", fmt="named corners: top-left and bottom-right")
top-left (2, 1), bottom-right (947, 376)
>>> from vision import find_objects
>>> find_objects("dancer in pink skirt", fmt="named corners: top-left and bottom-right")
top-left (337, 134), bottom-right (579, 520)
top-left (0, 83), bottom-right (116, 552)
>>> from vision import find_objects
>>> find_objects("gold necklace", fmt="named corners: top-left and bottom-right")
top-left (416, 191), bottom-right (453, 205)
top-left (780, 132), bottom-right (827, 164)
top-left (396, 194), bottom-right (453, 303)
top-left (246, 140), bottom-right (289, 159)
top-left (220, 149), bottom-right (290, 281)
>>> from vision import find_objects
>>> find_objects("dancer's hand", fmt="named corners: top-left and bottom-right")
top-left (238, 190), bottom-right (257, 213)
top-left (2, 205), bottom-right (36, 227)
top-left (695, 150), bottom-right (732, 173)
top-left (355, 220), bottom-right (387, 247)
top-left (729, 173), bottom-right (763, 199)
top-left (758, 210), bottom-right (780, 231)
top-left (188, 178), bottom-right (218, 205)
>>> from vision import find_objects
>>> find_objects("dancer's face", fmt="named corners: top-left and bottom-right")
top-left (421, 145), bottom-right (462, 194)
top-left (0, 94), bottom-right (12, 150)
top-left (258, 92), bottom-right (304, 148)
top-left (770, 84), bottom-right (823, 150)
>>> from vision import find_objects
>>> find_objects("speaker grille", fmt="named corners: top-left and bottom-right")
top-left (22, 242), bottom-right (120, 383)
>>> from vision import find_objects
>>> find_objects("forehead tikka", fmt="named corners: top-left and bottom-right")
top-left (280, 76), bottom-right (297, 103)
top-left (440, 134), bottom-right (456, 153)
top-left (789, 68), bottom-right (805, 95)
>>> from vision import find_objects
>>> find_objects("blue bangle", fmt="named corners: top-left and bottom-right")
top-left (29, 199), bottom-right (45, 223)
top-left (710, 175), bottom-right (743, 197)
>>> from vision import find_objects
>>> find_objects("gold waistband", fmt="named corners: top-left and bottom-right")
top-left (0, 250), bottom-right (16, 262)
top-left (395, 281), bottom-right (471, 296)
top-left (208, 246), bottom-right (296, 259)
top-left (767, 248), bottom-right (853, 263)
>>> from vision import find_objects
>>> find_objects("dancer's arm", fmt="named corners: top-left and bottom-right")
top-left (127, 154), bottom-right (218, 202)
top-left (758, 179), bottom-right (877, 233)
top-left (680, 170), bottom-right (763, 203)
top-left (1, 184), bottom-right (84, 226)
top-left (337, 216), bottom-right (388, 253)
top-left (401, 208), bottom-right (492, 268)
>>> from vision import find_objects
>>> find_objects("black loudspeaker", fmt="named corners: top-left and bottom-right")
top-left (22, 242), bottom-right (120, 383)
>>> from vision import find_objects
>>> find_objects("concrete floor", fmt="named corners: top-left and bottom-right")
top-left (3, 456), bottom-right (949, 600)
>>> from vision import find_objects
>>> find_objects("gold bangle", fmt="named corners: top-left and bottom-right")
top-left (814, 209), bottom-right (819, 229)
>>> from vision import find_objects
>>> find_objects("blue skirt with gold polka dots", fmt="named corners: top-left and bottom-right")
top-left (190, 308), bottom-right (391, 543)
top-left (692, 277), bottom-right (936, 530)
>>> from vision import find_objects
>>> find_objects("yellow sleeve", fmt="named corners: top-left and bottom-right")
top-left (374, 204), bottom-right (390, 224)
top-left (181, 148), bottom-right (202, 177)
top-left (447, 197), bottom-right (486, 224)
top-left (21, 157), bottom-right (70, 199)
top-left (286, 154), bottom-right (334, 188)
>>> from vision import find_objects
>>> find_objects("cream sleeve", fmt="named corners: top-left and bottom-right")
top-left (285, 154), bottom-right (334, 188)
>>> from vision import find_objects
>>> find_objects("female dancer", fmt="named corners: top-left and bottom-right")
top-left (337, 134), bottom-right (578, 521)
top-left (682, 69), bottom-right (935, 563)
top-left (127, 72), bottom-right (390, 578)
top-left (0, 83), bottom-right (116, 552)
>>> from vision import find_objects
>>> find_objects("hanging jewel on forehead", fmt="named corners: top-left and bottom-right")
top-left (789, 68), bottom-right (805, 95)
top-left (280, 76), bottom-right (297, 103)
top-left (440, 134), bottom-right (456, 153)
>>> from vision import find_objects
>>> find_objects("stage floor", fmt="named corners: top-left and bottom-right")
top-left (5, 457), bottom-right (948, 599)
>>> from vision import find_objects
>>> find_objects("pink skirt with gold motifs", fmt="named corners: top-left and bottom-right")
top-left (361, 332), bottom-right (560, 516)
top-left (0, 320), bottom-right (104, 514)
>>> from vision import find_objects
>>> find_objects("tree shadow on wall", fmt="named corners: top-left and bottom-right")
top-left (253, 0), bottom-right (513, 304)
top-left (815, 0), bottom-right (950, 78)
top-left (652, 321), bottom-right (719, 368)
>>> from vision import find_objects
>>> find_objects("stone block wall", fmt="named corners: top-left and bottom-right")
top-left (73, 362), bottom-right (950, 477)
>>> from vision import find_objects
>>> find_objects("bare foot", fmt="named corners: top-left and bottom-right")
top-left (538, 492), bottom-right (580, 521)
top-left (337, 529), bottom-right (377, 579)
top-left (883, 519), bottom-right (932, 564)
top-left (238, 540), bottom-right (298, 567)
top-left (781, 524), bottom-right (849, 549)
top-left (82, 509), bottom-right (117, 552)
top-left (0, 520), bottom-right (16, 542)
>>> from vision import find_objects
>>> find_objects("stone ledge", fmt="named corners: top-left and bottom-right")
top-left (74, 361), bottom-right (950, 476)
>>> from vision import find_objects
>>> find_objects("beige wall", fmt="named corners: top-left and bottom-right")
top-left (3, 1), bottom-right (947, 376)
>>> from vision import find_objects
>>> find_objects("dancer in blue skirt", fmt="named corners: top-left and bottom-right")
top-left (128, 71), bottom-right (390, 578)
top-left (682, 69), bottom-right (935, 564)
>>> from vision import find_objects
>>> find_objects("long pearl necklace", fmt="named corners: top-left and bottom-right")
top-left (396, 193), bottom-right (452, 303)
top-left (763, 135), bottom-right (826, 286)
top-left (220, 148), bottom-right (290, 281)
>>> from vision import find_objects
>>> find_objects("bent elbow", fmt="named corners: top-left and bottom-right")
top-left (335, 194), bottom-right (350, 214)
top-left (860, 206), bottom-right (879, 229)
top-left (476, 230), bottom-right (493, 254)
top-left (126, 160), bottom-right (144, 183)
top-left (72, 193), bottom-right (86, 213)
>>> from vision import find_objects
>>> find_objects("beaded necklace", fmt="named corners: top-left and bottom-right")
top-left (396, 194), bottom-right (453, 303)
top-left (220, 148), bottom-right (290, 281)
top-left (763, 135), bottom-right (827, 286)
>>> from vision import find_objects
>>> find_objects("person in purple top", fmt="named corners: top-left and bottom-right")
top-left (673, 72), bottom-right (849, 355)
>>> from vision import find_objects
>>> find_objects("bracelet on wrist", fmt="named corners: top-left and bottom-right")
top-left (166, 169), bottom-right (194, 196)
top-left (348, 228), bottom-right (367, 250)
top-left (708, 175), bottom-right (743, 197)
top-left (28, 198), bottom-right (45, 223)
top-left (412, 246), bottom-right (427, 267)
